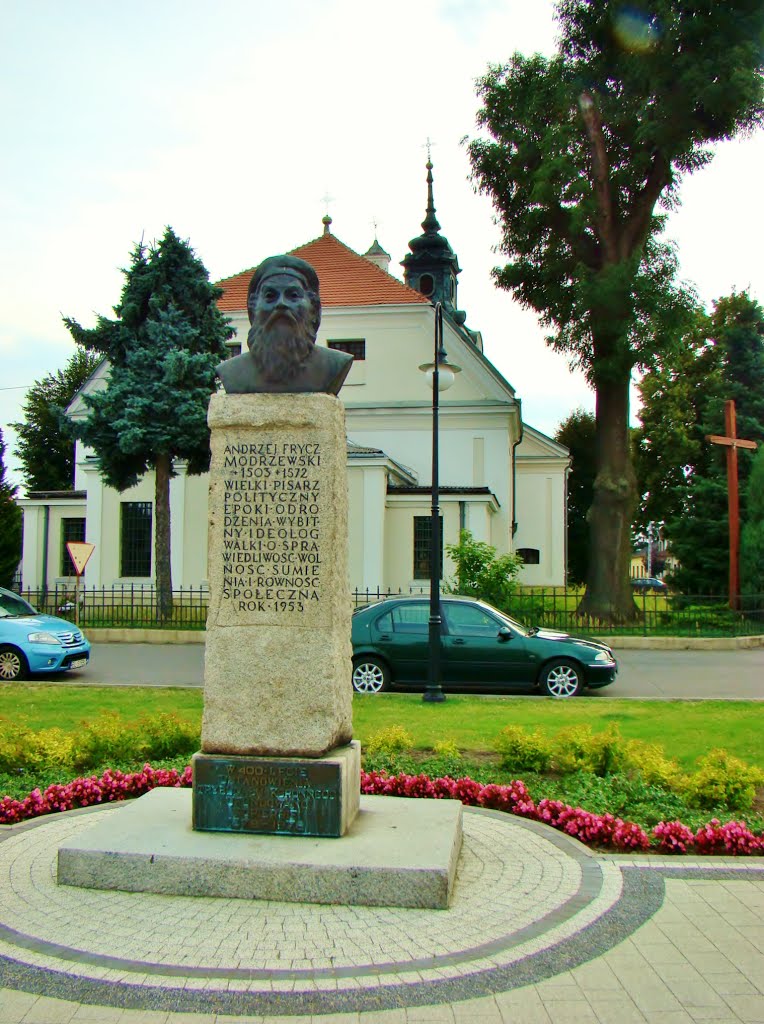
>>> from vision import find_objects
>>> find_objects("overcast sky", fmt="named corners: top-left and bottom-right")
top-left (2, 0), bottom-right (762, 490)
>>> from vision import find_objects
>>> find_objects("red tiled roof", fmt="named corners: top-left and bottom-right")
top-left (216, 231), bottom-right (429, 312)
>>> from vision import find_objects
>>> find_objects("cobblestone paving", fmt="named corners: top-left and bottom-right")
top-left (1, 806), bottom-right (763, 1023)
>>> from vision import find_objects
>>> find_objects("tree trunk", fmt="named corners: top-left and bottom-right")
top-left (154, 453), bottom-right (174, 623)
top-left (578, 372), bottom-right (639, 622)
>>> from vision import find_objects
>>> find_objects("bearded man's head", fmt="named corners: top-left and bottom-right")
top-left (245, 257), bottom-right (321, 385)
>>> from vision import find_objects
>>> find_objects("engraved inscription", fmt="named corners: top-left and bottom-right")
top-left (219, 440), bottom-right (323, 616)
top-left (193, 756), bottom-right (342, 836)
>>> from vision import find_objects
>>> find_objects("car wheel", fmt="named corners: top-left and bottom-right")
top-left (540, 659), bottom-right (583, 698)
top-left (352, 657), bottom-right (390, 694)
top-left (0, 645), bottom-right (29, 682)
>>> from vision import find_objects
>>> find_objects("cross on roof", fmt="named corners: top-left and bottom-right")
top-left (423, 137), bottom-right (436, 162)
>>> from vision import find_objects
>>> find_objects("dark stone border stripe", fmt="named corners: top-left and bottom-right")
top-left (0, 808), bottom-right (603, 981)
top-left (1, 806), bottom-right (763, 1015)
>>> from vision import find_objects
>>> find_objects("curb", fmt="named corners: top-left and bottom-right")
top-left (84, 628), bottom-right (764, 650)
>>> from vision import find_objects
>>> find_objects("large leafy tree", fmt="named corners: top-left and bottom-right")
top-left (11, 347), bottom-right (101, 493)
top-left (636, 292), bottom-right (764, 593)
top-left (468, 0), bottom-right (764, 620)
top-left (0, 429), bottom-right (22, 589)
top-left (555, 409), bottom-right (596, 586)
top-left (64, 227), bottom-right (233, 618)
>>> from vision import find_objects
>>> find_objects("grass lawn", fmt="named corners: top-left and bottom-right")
top-left (1, 686), bottom-right (763, 774)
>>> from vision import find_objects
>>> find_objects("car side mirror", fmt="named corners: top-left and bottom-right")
top-left (497, 627), bottom-right (512, 643)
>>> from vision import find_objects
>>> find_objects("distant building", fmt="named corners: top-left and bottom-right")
top-left (20, 165), bottom-right (569, 594)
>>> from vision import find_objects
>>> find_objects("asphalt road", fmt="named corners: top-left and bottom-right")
top-left (39, 642), bottom-right (764, 699)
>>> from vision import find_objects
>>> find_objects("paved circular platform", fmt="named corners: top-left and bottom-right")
top-left (0, 802), bottom-right (651, 1016)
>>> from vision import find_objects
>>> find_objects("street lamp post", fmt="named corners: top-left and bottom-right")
top-left (419, 303), bottom-right (460, 703)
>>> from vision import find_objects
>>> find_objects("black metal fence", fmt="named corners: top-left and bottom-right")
top-left (12, 583), bottom-right (764, 637)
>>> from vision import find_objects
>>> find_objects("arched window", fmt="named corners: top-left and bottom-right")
top-left (418, 274), bottom-right (434, 297)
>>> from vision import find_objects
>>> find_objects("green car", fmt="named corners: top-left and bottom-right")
top-left (351, 596), bottom-right (617, 698)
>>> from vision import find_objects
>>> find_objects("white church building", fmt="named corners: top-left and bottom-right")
top-left (20, 167), bottom-right (570, 596)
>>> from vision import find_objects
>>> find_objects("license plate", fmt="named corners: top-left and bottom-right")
top-left (69, 658), bottom-right (88, 669)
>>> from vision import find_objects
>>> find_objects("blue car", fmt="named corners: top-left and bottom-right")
top-left (0, 587), bottom-right (90, 682)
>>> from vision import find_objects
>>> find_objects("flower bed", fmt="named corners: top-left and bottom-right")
top-left (1, 765), bottom-right (762, 856)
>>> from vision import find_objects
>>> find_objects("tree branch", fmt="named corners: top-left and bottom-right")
top-left (579, 91), bottom-right (618, 263)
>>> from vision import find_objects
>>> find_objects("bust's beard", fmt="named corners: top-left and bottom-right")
top-left (247, 312), bottom-right (316, 384)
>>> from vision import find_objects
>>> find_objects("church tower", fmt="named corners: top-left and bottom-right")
top-left (401, 159), bottom-right (465, 324)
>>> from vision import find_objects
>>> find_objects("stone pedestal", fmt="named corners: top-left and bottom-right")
top-left (57, 789), bottom-right (463, 909)
top-left (202, 393), bottom-right (352, 759)
top-left (193, 742), bottom-right (360, 838)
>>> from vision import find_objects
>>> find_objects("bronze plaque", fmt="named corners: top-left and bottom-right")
top-left (192, 754), bottom-right (343, 837)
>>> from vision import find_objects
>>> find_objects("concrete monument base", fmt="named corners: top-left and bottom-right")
top-left (57, 788), bottom-right (463, 909)
top-left (192, 741), bottom-right (361, 837)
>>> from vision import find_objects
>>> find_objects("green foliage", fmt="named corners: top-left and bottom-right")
top-left (550, 724), bottom-right (627, 777)
top-left (9, 347), bottom-right (100, 492)
top-left (525, 771), bottom-right (703, 830)
top-left (0, 712), bottom-right (200, 777)
top-left (64, 227), bottom-right (233, 614)
top-left (444, 529), bottom-right (522, 610)
top-left (65, 229), bottom-right (233, 489)
top-left (638, 293), bottom-right (764, 594)
top-left (467, 0), bottom-right (764, 617)
top-left (741, 446), bottom-right (764, 601)
top-left (555, 409), bottom-right (596, 585)
top-left (0, 724), bottom-right (76, 775)
top-left (622, 740), bottom-right (682, 791)
top-left (364, 725), bottom-right (414, 755)
top-left (0, 429), bottom-right (22, 588)
top-left (494, 725), bottom-right (552, 774)
top-left (682, 749), bottom-right (764, 813)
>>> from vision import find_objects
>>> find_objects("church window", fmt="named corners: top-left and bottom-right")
top-left (328, 339), bottom-right (366, 360)
top-left (227, 343), bottom-right (242, 357)
top-left (120, 502), bottom-right (152, 577)
top-left (413, 515), bottom-right (443, 579)
top-left (517, 547), bottom-right (540, 564)
top-left (60, 518), bottom-right (86, 576)
top-left (418, 274), bottom-right (434, 297)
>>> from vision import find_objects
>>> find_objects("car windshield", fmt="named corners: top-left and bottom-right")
top-left (477, 603), bottom-right (533, 636)
top-left (0, 591), bottom-right (38, 618)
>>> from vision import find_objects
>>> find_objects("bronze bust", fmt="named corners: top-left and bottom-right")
top-left (216, 255), bottom-right (353, 395)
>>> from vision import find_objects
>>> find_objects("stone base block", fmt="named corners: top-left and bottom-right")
top-left (57, 788), bottom-right (463, 909)
top-left (192, 742), bottom-right (360, 838)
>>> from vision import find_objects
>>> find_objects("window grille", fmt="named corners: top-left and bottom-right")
top-left (120, 502), bottom-right (152, 577)
top-left (60, 518), bottom-right (86, 576)
top-left (413, 515), bottom-right (443, 580)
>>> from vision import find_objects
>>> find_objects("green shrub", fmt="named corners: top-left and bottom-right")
top-left (682, 749), bottom-right (764, 812)
top-left (444, 530), bottom-right (522, 611)
top-left (72, 713), bottom-right (143, 770)
top-left (137, 712), bottom-right (200, 761)
top-left (550, 724), bottom-right (627, 777)
top-left (622, 739), bottom-right (683, 791)
top-left (365, 725), bottom-right (414, 756)
top-left (494, 725), bottom-right (552, 773)
top-left (0, 723), bottom-right (75, 774)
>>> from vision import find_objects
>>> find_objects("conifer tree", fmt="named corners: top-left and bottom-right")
top-left (0, 429), bottom-right (22, 589)
top-left (468, 0), bottom-right (764, 620)
top-left (64, 228), bottom-right (233, 619)
top-left (11, 347), bottom-right (101, 493)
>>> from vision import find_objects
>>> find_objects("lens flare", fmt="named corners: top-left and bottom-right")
top-left (613, 7), bottom-right (661, 53)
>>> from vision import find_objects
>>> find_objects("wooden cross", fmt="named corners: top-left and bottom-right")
top-left (706, 400), bottom-right (758, 610)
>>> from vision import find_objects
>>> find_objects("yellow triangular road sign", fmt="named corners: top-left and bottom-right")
top-left (66, 542), bottom-right (95, 576)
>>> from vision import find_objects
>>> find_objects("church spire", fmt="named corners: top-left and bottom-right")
top-left (421, 159), bottom-right (441, 235)
top-left (401, 158), bottom-right (461, 314)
